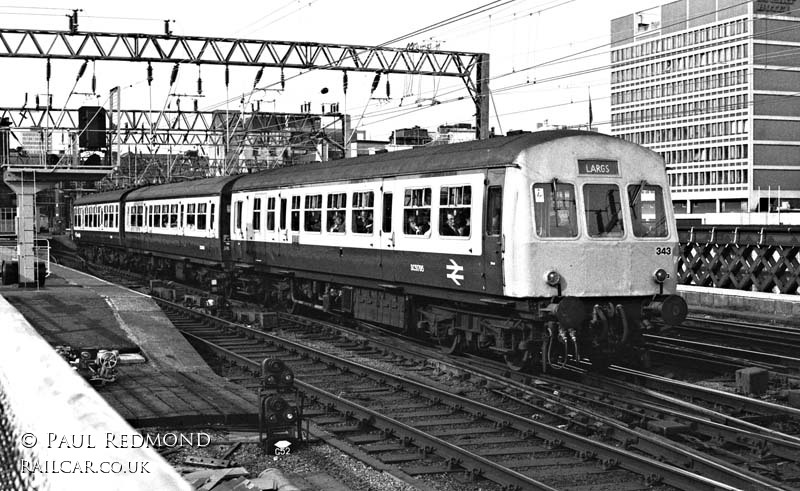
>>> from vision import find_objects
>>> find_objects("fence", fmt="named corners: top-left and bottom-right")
top-left (677, 225), bottom-right (800, 294)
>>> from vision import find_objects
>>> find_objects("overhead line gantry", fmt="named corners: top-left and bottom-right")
top-left (0, 28), bottom-right (491, 138)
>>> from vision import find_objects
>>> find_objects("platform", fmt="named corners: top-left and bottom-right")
top-left (678, 285), bottom-right (800, 326)
top-left (0, 264), bottom-right (258, 427)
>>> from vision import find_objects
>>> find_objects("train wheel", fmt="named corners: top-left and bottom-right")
top-left (504, 349), bottom-right (532, 371)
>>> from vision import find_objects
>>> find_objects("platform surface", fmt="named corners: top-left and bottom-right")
top-left (1, 264), bottom-right (258, 427)
top-left (1, 272), bottom-right (139, 351)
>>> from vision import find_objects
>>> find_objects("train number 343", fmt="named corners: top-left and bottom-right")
top-left (655, 247), bottom-right (672, 256)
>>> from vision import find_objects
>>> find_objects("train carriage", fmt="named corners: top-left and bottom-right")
top-left (227, 130), bottom-right (686, 369)
top-left (73, 188), bottom-right (127, 249)
top-left (122, 176), bottom-right (239, 265)
top-left (72, 130), bottom-right (687, 371)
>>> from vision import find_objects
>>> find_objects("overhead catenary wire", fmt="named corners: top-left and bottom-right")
top-left (352, 0), bottom-right (795, 131)
top-left (7, 0), bottom-right (786, 166)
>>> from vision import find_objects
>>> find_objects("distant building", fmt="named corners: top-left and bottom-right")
top-left (21, 128), bottom-right (50, 155)
top-left (611, 0), bottom-right (800, 222)
top-left (431, 123), bottom-right (476, 144)
top-left (390, 126), bottom-right (432, 146)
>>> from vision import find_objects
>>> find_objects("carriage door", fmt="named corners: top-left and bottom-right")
top-left (482, 170), bottom-right (505, 295)
top-left (379, 186), bottom-right (394, 250)
top-left (278, 198), bottom-right (289, 242)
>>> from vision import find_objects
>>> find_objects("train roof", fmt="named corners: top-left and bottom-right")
top-left (124, 175), bottom-right (241, 201)
top-left (73, 188), bottom-right (131, 205)
top-left (232, 129), bottom-right (613, 191)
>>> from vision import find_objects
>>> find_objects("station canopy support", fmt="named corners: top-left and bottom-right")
top-left (2, 166), bottom-right (110, 287)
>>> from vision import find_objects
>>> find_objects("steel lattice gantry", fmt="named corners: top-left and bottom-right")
top-left (0, 106), bottom-right (341, 148)
top-left (0, 28), bottom-right (491, 139)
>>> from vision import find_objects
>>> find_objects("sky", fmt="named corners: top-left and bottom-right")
top-left (0, 0), bottom-right (665, 143)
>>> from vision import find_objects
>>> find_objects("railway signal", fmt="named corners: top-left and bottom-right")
top-left (259, 358), bottom-right (302, 450)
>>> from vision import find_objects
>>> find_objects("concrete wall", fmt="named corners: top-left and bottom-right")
top-left (753, 143), bottom-right (800, 166)
top-left (687, 0), bottom-right (717, 27)
top-left (611, 15), bottom-right (634, 47)
top-left (0, 295), bottom-right (190, 490)
top-left (678, 285), bottom-right (800, 325)
top-left (754, 68), bottom-right (800, 91)
top-left (662, 0), bottom-right (688, 33)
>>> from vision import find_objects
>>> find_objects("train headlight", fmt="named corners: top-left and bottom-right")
top-left (544, 270), bottom-right (561, 287)
top-left (653, 268), bottom-right (668, 284)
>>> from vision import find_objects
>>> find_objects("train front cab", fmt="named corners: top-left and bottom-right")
top-left (503, 136), bottom-right (687, 367)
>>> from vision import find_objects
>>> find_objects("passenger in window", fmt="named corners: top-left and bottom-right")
top-left (330, 213), bottom-right (345, 233)
top-left (407, 215), bottom-right (419, 234)
top-left (455, 214), bottom-right (470, 236)
top-left (363, 211), bottom-right (373, 233)
top-left (441, 212), bottom-right (459, 236)
top-left (355, 211), bottom-right (373, 233)
top-left (413, 215), bottom-right (430, 235)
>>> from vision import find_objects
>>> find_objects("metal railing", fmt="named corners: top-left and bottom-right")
top-left (0, 239), bottom-right (50, 277)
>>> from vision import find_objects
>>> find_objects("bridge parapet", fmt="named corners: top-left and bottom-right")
top-left (678, 225), bottom-right (800, 294)
top-left (0, 295), bottom-right (190, 490)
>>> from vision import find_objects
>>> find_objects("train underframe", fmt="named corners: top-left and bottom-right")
top-left (79, 244), bottom-right (685, 372)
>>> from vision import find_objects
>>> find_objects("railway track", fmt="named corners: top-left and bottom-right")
top-left (155, 301), bottom-right (756, 489)
top-left (304, 316), bottom-right (800, 488)
top-left (645, 316), bottom-right (800, 385)
top-left (54, 259), bottom-right (800, 488)
top-left (653, 316), bottom-right (800, 366)
top-left (247, 312), bottom-right (800, 488)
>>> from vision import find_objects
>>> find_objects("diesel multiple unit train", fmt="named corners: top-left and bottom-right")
top-left (73, 130), bottom-right (687, 371)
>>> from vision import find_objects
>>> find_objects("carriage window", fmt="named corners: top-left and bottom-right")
top-left (266, 197), bottom-right (276, 231)
top-left (533, 183), bottom-right (578, 238)
top-left (403, 187), bottom-right (431, 236)
top-left (148, 206), bottom-right (154, 227)
top-left (486, 186), bottom-right (502, 235)
top-left (253, 198), bottom-right (262, 231)
top-left (235, 201), bottom-right (244, 230)
top-left (304, 195), bottom-right (322, 232)
top-left (161, 205), bottom-right (169, 228)
top-left (210, 203), bottom-right (215, 229)
top-left (290, 196), bottom-right (301, 232)
top-left (382, 193), bottom-right (393, 233)
top-left (628, 184), bottom-right (668, 238)
top-left (186, 203), bottom-right (196, 228)
top-left (439, 185), bottom-right (471, 237)
top-left (170, 204), bottom-right (179, 228)
top-left (352, 191), bottom-right (374, 234)
top-left (584, 184), bottom-right (624, 238)
top-left (327, 193), bottom-right (346, 233)
top-left (197, 203), bottom-right (207, 230)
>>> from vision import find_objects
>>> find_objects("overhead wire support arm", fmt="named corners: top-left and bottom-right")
top-left (0, 28), bottom-right (483, 74)
top-left (0, 28), bottom-right (491, 138)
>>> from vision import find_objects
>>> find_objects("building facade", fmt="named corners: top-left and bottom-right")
top-left (611, 0), bottom-right (800, 220)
